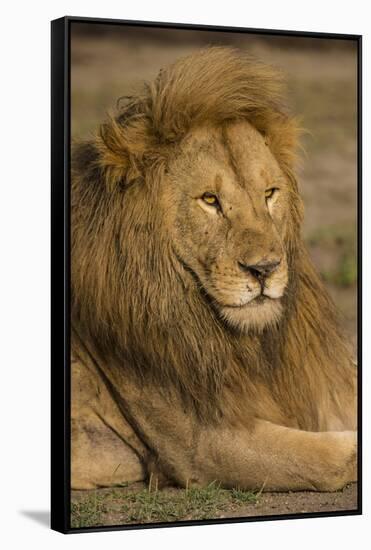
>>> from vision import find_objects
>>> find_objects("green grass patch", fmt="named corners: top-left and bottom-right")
top-left (71, 482), bottom-right (259, 528)
top-left (231, 487), bottom-right (260, 503)
top-left (71, 491), bottom-right (108, 529)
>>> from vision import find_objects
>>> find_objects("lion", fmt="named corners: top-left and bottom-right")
top-left (71, 47), bottom-right (357, 493)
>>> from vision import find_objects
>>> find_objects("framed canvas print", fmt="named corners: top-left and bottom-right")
top-left (51, 16), bottom-right (362, 533)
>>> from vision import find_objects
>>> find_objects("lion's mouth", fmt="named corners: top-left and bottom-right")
top-left (222, 294), bottom-right (278, 309)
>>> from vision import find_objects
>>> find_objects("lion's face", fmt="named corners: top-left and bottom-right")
top-left (164, 120), bottom-right (291, 332)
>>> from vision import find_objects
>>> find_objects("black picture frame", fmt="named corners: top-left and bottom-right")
top-left (51, 16), bottom-right (362, 534)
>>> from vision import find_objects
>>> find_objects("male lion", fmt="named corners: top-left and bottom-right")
top-left (71, 47), bottom-right (357, 492)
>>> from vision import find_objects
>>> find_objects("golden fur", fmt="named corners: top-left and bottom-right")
top-left (71, 47), bottom-right (356, 492)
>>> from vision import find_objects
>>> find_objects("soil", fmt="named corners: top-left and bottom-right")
top-left (217, 484), bottom-right (358, 518)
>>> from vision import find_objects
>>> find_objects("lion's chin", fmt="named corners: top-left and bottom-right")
top-left (218, 297), bottom-right (283, 333)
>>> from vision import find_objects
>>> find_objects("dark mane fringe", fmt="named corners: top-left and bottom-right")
top-left (71, 47), bottom-right (355, 427)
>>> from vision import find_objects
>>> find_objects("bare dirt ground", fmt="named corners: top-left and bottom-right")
top-left (70, 26), bottom-right (358, 528)
top-left (225, 483), bottom-right (357, 517)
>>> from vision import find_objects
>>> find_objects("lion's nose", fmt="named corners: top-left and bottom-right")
top-left (238, 259), bottom-right (281, 281)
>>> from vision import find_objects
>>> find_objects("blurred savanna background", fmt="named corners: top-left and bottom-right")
top-left (70, 22), bottom-right (358, 528)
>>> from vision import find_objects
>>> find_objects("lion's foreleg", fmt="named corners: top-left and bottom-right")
top-left (100, 375), bottom-right (357, 493)
top-left (192, 420), bottom-right (357, 492)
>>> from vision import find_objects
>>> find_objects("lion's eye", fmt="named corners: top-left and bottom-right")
top-left (265, 188), bottom-right (278, 200)
top-left (202, 192), bottom-right (220, 208)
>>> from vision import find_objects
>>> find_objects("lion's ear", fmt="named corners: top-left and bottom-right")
top-left (95, 118), bottom-right (139, 192)
top-left (261, 112), bottom-right (303, 176)
top-left (94, 116), bottom-right (151, 192)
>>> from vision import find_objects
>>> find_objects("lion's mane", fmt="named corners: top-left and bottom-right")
top-left (72, 47), bottom-right (354, 429)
